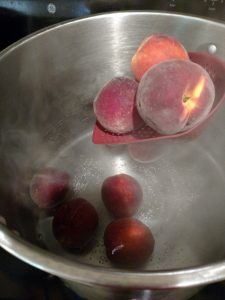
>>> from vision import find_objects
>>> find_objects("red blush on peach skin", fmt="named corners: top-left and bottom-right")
top-left (92, 52), bottom-right (225, 145)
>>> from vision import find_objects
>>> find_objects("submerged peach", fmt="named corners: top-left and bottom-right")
top-left (104, 218), bottom-right (155, 267)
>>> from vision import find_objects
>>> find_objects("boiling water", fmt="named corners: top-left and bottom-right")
top-left (37, 131), bottom-right (225, 270)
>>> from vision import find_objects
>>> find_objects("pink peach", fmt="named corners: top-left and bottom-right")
top-left (137, 59), bottom-right (215, 135)
top-left (93, 77), bottom-right (143, 134)
top-left (30, 168), bottom-right (70, 208)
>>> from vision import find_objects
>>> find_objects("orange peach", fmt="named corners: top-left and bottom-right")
top-left (137, 59), bottom-right (215, 135)
top-left (131, 34), bottom-right (189, 81)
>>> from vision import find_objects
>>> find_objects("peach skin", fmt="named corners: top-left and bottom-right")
top-left (93, 77), bottom-right (144, 134)
top-left (132, 34), bottom-right (189, 81)
top-left (137, 59), bottom-right (215, 135)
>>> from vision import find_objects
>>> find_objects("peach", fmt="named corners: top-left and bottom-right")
top-left (93, 77), bottom-right (144, 134)
top-left (137, 59), bottom-right (215, 135)
top-left (131, 34), bottom-right (189, 81)
top-left (52, 198), bottom-right (99, 249)
top-left (29, 168), bottom-right (70, 209)
top-left (102, 174), bottom-right (142, 218)
top-left (104, 218), bottom-right (155, 267)
top-left (128, 140), bottom-right (166, 163)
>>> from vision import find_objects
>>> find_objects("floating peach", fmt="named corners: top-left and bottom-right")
top-left (137, 59), bottom-right (215, 135)
top-left (102, 174), bottom-right (142, 218)
top-left (93, 77), bottom-right (143, 134)
top-left (29, 168), bottom-right (70, 209)
top-left (128, 140), bottom-right (166, 163)
top-left (131, 34), bottom-right (189, 81)
top-left (52, 198), bottom-right (99, 249)
top-left (104, 218), bottom-right (155, 267)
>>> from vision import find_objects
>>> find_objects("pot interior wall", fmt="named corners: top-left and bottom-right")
top-left (0, 13), bottom-right (225, 271)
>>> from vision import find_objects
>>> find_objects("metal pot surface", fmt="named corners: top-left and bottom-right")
top-left (0, 11), bottom-right (225, 300)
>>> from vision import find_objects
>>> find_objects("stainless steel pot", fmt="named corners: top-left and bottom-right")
top-left (1, 11), bottom-right (225, 300)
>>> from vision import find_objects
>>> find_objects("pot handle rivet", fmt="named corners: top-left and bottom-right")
top-left (208, 44), bottom-right (217, 54)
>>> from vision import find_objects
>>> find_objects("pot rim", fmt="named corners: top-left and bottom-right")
top-left (1, 223), bottom-right (225, 288)
top-left (1, 11), bottom-right (225, 289)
